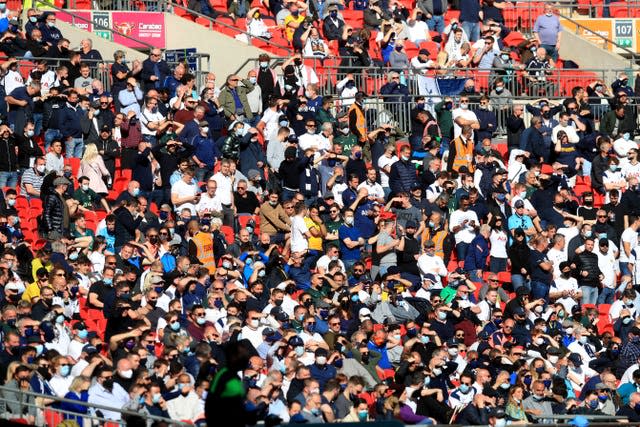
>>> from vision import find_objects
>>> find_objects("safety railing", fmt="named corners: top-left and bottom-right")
top-left (65, 0), bottom-right (170, 11)
top-left (10, 54), bottom-right (210, 92)
top-left (329, 93), bottom-right (640, 136)
top-left (167, 1), bottom-right (294, 56)
top-left (34, 0), bottom-right (156, 51)
top-left (0, 385), bottom-right (191, 426)
top-left (558, 12), bottom-right (640, 66)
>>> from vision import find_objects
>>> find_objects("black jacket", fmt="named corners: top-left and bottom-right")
top-left (322, 16), bottom-right (344, 41)
top-left (42, 96), bottom-right (64, 130)
top-left (43, 192), bottom-right (66, 235)
top-left (15, 134), bottom-right (44, 169)
top-left (113, 206), bottom-right (142, 248)
top-left (140, 58), bottom-right (171, 92)
top-left (94, 137), bottom-right (120, 178)
top-left (0, 136), bottom-right (19, 172)
top-left (573, 250), bottom-right (601, 286)
top-left (591, 153), bottom-right (609, 194)
top-left (152, 142), bottom-right (194, 190)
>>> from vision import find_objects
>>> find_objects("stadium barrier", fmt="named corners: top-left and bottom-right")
top-left (0, 384), bottom-right (192, 426)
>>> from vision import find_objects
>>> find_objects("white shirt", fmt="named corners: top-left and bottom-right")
top-left (260, 107), bottom-right (282, 141)
top-left (489, 229), bottom-right (508, 258)
top-left (547, 247), bottom-right (566, 279)
top-left (290, 215), bottom-right (309, 253)
top-left (426, 181), bottom-right (444, 202)
top-left (171, 179), bottom-right (199, 215)
top-left (551, 123), bottom-right (580, 143)
top-left (212, 172), bottom-right (234, 205)
top-left (166, 391), bottom-right (202, 421)
top-left (49, 374), bottom-right (74, 397)
top-left (406, 20), bottom-right (430, 43)
top-left (622, 161), bottom-right (640, 180)
top-left (37, 70), bottom-right (58, 95)
top-left (619, 227), bottom-right (638, 263)
top-left (240, 324), bottom-right (266, 350)
top-left (410, 56), bottom-right (436, 75)
top-left (316, 254), bottom-right (345, 273)
top-left (597, 246), bottom-right (619, 289)
top-left (88, 382), bottom-right (130, 420)
top-left (357, 180), bottom-right (385, 201)
top-left (449, 209), bottom-right (479, 244)
top-left (452, 108), bottom-right (478, 139)
top-left (609, 299), bottom-right (636, 322)
top-left (416, 253), bottom-right (447, 286)
top-left (550, 276), bottom-right (579, 312)
top-left (378, 155), bottom-right (398, 188)
top-left (139, 108), bottom-right (165, 136)
top-left (613, 136), bottom-right (638, 158)
top-left (196, 192), bottom-right (223, 214)
top-left (4, 69), bottom-right (24, 97)
top-left (298, 132), bottom-right (325, 153)
top-left (567, 339), bottom-right (595, 365)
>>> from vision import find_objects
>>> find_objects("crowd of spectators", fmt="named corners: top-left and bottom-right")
top-left (1, 0), bottom-right (640, 427)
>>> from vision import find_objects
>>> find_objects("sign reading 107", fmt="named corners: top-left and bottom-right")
top-left (614, 20), bottom-right (633, 47)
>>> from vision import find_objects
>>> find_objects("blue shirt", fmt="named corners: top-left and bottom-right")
top-left (367, 340), bottom-right (392, 369)
top-left (507, 214), bottom-right (534, 243)
top-left (533, 14), bottom-right (560, 45)
top-left (339, 224), bottom-right (362, 261)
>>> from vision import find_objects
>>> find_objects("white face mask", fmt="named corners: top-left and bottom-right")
top-left (345, 217), bottom-right (354, 225)
top-left (120, 369), bottom-right (133, 379)
top-left (460, 103), bottom-right (469, 110)
top-left (548, 355), bottom-right (559, 364)
top-left (316, 356), bottom-right (327, 365)
top-left (81, 184), bottom-right (89, 192)
top-left (250, 319), bottom-right (259, 328)
top-left (36, 165), bottom-right (46, 174)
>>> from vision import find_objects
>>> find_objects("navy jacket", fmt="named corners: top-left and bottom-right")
top-left (59, 104), bottom-right (84, 138)
top-left (464, 234), bottom-right (489, 271)
top-left (389, 159), bottom-right (418, 195)
top-left (140, 58), bottom-right (171, 92)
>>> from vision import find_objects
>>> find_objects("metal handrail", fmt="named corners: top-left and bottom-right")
top-left (0, 384), bottom-right (192, 426)
top-left (168, 1), bottom-right (294, 54)
top-left (558, 12), bottom-right (640, 66)
top-left (34, 0), bottom-right (156, 51)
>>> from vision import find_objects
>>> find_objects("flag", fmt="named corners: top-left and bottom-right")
top-left (436, 78), bottom-right (467, 96)
top-left (417, 76), bottom-right (468, 111)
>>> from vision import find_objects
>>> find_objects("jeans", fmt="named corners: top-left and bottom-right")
top-left (0, 171), bottom-right (18, 188)
top-left (511, 274), bottom-right (529, 292)
top-left (598, 287), bottom-right (615, 304)
top-left (282, 188), bottom-right (297, 202)
top-left (195, 166), bottom-right (213, 183)
top-left (426, 14), bottom-right (445, 34)
top-left (541, 44), bottom-right (558, 61)
top-left (468, 269), bottom-right (482, 283)
top-left (620, 261), bottom-right (631, 277)
top-left (65, 137), bottom-right (84, 158)
top-left (581, 285), bottom-right (598, 305)
top-left (461, 21), bottom-right (480, 42)
top-left (530, 280), bottom-right (549, 301)
top-left (32, 113), bottom-right (43, 136)
top-left (45, 129), bottom-right (62, 151)
top-left (456, 241), bottom-right (470, 261)
top-left (489, 257), bottom-right (508, 273)
top-left (142, 134), bottom-right (157, 146)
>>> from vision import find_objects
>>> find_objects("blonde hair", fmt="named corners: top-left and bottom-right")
top-left (81, 143), bottom-right (99, 163)
top-left (5, 361), bottom-right (20, 383)
top-left (69, 375), bottom-right (90, 393)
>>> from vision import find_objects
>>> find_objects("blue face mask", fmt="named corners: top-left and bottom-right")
top-left (56, 315), bottom-right (65, 325)
top-left (103, 277), bottom-right (113, 286)
top-left (170, 321), bottom-right (181, 331)
top-left (459, 384), bottom-right (470, 393)
top-left (77, 329), bottom-right (88, 340)
top-left (60, 365), bottom-right (71, 377)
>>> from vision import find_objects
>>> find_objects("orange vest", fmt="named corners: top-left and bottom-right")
top-left (192, 232), bottom-right (216, 274)
top-left (349, 103), bottom-right (367, 142)
top-left (451, 136), bottom-right (475, 173)
top-left (423, 228), bottom-right (448, 259)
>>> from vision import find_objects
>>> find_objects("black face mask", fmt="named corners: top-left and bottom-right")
top-left (37, 366), bottom-right (51, 380)
top-left (103, 379), bottom-right (114, 391)
top-left (361, 353), bottom-right (370, 364)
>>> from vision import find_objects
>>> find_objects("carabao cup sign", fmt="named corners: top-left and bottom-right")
top-left (112, 12), bottom-right (165, 48)
top-left (58, 10), bottom-right (165, 49)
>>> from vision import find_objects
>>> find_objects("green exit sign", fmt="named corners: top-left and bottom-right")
top-left (616, 38), bottom-right (632, 47)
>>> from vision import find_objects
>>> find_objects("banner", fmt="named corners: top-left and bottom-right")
top-left (56, 10), bottom-right (92, 32)
top-left (560, 18), bottom-right (614, 51)
top-left (165, 48), bottom-right (199, 73)
top-left (417, 76), bottom-right (467, 97)
top-left (112, 12), bottom-right (165, 48)
top-left (58, 10), bottom-right (166, 49)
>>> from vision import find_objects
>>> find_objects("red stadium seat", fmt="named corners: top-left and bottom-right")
top-left (221, 225), bottom-right (235, 244)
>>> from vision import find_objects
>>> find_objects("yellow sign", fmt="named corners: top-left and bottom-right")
top-left (561, 18), bottom-right (614, 51)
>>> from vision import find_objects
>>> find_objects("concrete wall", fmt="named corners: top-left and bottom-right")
top-left (559, 29), bottom-right (636, 82)
top-left (162, 13), bottom-right (270, 78)
top-left (56, 20), bottom-right (147, 62)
